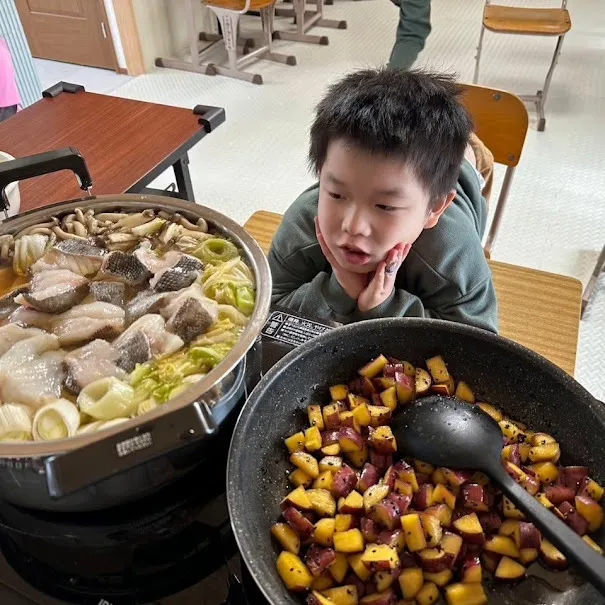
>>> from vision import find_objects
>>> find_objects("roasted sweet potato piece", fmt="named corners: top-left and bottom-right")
top-left (544, 484), bottom-right (576, 506)
top-left (368, 426), bottom-right (397, 454)
top-left (330, 385), bottom-right (349, 401)
top-left (528, 461), bottom-right (559, 484)
top-left (425, 355), bottom-right (450, 384)
top-left (425, 504), bottom-right (453, 527)
top-left (484, 535), bottom-right (520, 558)
top-left (578, 476), bottom-right (604, 502)
top-left (374, 568), bottom-right (400, 592)
top-left (477, 403), bottom-right (503, 423)
top-left (285, 431), bottom-right (306, 454)
top-left (367, 406), bottom-right (392, 428)
top-left (306, 544), bottom-right (337, 577)
top-left (583, 535), bottom-right (604, 555)
top-left (502, 496), bottom-right (525, 520)
top-left (360, 544), bottom-right (399, 571)
top-left (305, 426), bottom-right (323, 452)
top-left (401, 513), bottom-right (426, 552)
top-left (290, 469), bottom-right (313, 488)
top-left (519, 548), bottom-right (539, 565)
top-left (311, 573), bottom-right (335, 592)
top-left (454, 381), bottom-right (475, 403)
top-left (460, 555), bottom-right (482, 583)
top-left (369, 451), bottom-right (393, 473)
top-left (359, 588), bottom-right (396, 605)
top-left (512, 522), bottom-right (541, 549)
top-left (498, 420), bottom-right (526, 444)
top-left (332, 465), bottom-right (358, 498)
top-left (308, 590), bottom-right (336, 605)
top-left (444, 582), bottom-right (488, 605)
top-left (378, 386), bottom-right (397, 412)
top-left (339, 427), bottom-right (365, 454)
top-left (308, 489), bottom-right (337, 517)
top-left (560, 466), bottom-right (589, 493)
top-left (557, 501), bottom-right (588, 535)
top-left (424, 569), bottom-right (454, 587)
top-left (334, 529), bottom-right (365, 553)
top-left (453, 513), bottom-right (485, 545)
top-left (415, 582), bottom-right (440, 605)
top-left (494, 556), bottom-right (526, 581)
top-left (272, 522), bottom-right (301, 554)
top-left (358, 355), bottom-right (388, 379)
top-left (540, 539), bottom-right (568, 569)
top-left (420, 513), bottom-right (443, 548)
top-left (431, 379), bottom-right (455, 397)
top-left (277, 551), bottom-right (313, 591)
top-left (351, 403), bottom-right (372, 428)
top-left (398, 567), bottom-right (424, 600)
top-left (329, 553), bottom-right (349, 583)
top-left (321, 585), bottom-right (359, 605)
top-left (339, 491), bottom-right (364, 515)
top-left (377, 528), bottom-right (405, 552)
top-left (443, 468), bottom-right (473, 488)
top-left (283, 506), bottom-right (315, 537)
top-left (335, 514), bottom-right (357, 532)
top-left (432, 483), bottom-right (457, 510)
top-left (282, 485), bottom-right (313, 510)
top-left (315, 471), bottom-right (335, 491)
top-left (308, 404), bottom-right (325, 430)
top-left (394, 372), bottom-right (415, 404)
top-left (418, 547), bottom-right (450, 573)
top-left (413, 484), bottom-right (434, 510)
top-left (480, 551), bottom-right (500, 574)
top-left (324, 403), bottom-right (343, 430)
top-left (363, 484), bottom-right (390, 514)
top-left (461, 484), bottom-right (490, 512)
top-left (356, 463), bottom-right (379, 493)
top-left (361, 517), bottom-right (380, 543)
top-left (528, 443), bottom-right (560, 463)
top-left (347, 446), bottom-right (369, 469)
top-left (323, 444), bottom-right (342, 456)
top-left (478, 511), bottom-right (502, 534)
top-left (315, 518), bottom-right (336, 547)
top-left (414, 368), bottom-right (432, 396)
top-left (348, 553), bottom-right (372, 581)
top-left (340, 411), bottom-right (361, 433)
top-left (291, 451), bottom-right (320, 478)
top-left (530, 432), bottom-right (556, 446)
top-left (575, 494), bottom-right (604, 532)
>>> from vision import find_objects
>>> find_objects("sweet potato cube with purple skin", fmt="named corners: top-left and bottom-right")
top-left (460, 556), bottom-right (482, 583)
top-left (432, 483), bottom-right (456, 509)
top-left (314, 471), bottom-right (334, 491)
top-left (413, 483), bottom-right (434, 510)
top-left (333, 529), bottom-right (365, 553)
top-left (560, 466), bottom-right (589, 493)
top-left (331, 465), bottom-right (358, 499)
top-left (415, 368), bottom-right (432, 396)
top-left (361, 517), bottom-right (380, 543)
top-left (519, 548), bottom-right (539, 565)
top-left (512, 522), bottom-right (541, 550)
top-left (544, 484), bottom-right (576, 506)
top-left (578, 476), bottom-right (605, 502)
top-left (367, 406), bottom-right (392, 428)
top-left (307, 590), bottom-right (335, 604)
top-left (272, 522), bottom-right (301, 554)
top-left (322, 586), bottom-right (359, 605)
top-left (442, 468), bottom-right (473, 488)
top-left (359, 588), bottom-right (397, 605)
top-left (282, 485), bottom-right (313, 510)
top-left (369, 451), bottom-right (393, 473)
top-left (291, 451), bottom-right (320, 478)
top-left (363, 484), bottom-right (390, 514)
top-left (348, 553), bottom-right (372, 582)
top-left (335, 514), bottom-right (357, 532)
top-left (371, 498), bottom-right (403, 530)
top-left (358, 464), bottom-right (380, 493)
top-left (528, 443), bottom-right (560, 463)
top-left (360, 544), bottom-right (399, 571)
top-left (431, 380), bottom-right (455, 397)
top-left (478, 511), bottom-right (502, 534)
top-left (445, 582), bottom-right (488, 605)
top-left (398, 567), bottom-right (423, 600)
top-left (559, 501), bottom-right (590, 535)
top-left (484, 535), bottom-right (520, 558)
top-left (323, 404), bottom-right (343, 430)
top-left (277, 551), bottom-right (313, 591)
top-left (425, 504), bottom-right (453, 528)
top-left (480, 551), bottom-right (501, 574)
top-left (401, 514), bottom-right (426, 552)
top-left (359, 355), bottom-right (388, 379)
top-left (339, 426), bottom-right (365, 453)
top-left (330, 384), bottom-right (349, 401)
top-left (329, 553), bottom-right (352, 584)
top-left (425, 355), bottom-right (450, 384)
top-left (322, 446), bottom-right (341, 457)
top-left (421, 513), bottom-right (443, 547)
top-left (290, 469), bottom-right (313, 488)
top-left (540, 539), bottom-right (568, 569)
top-left (285, 431), bottom-right (306, 454)
top-left (339, 490), bottom-right (364, 515)
top-left (528, 461), bottom-right (559, 484)
top-left (320, 456), bottom-right (344, 474)
top-left (380, 386), bottom-right (398, 411)
top-left (283, 506), bottom-right (315, 537)
top-left (394, 372), bottom-right (415, 404)
top-left (415, 582), bottom-right (440, 605)
top-left (368, 425), bottom-right (397, 454)
top-left (394, 480), bottom-right (414, 498)
top-left (307, 489), bottom-right (337, 517)
top-left (495, 556), bottom-right (526, 581)
top-left (349, 376), bottom-right (376, 398)
top-left (461, 484), bottom-right (490, 512)
top-left (314, 518), bottom-right (336, 547)
top-left (418, 547), bottom-right (450, 573)
top-left (377, 528), bottom-right (406, 552)
top-left (346, 446), bottom-right (369, 469)
top-left (453, 513), bottom-right (485, 546)
top-left (575, 494), bottom-right (605, 531)
top-left (306, 544), bottom-right (337, 577)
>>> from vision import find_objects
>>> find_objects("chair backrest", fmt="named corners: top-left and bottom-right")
top-left (459, 83), bottom-right (528, 168)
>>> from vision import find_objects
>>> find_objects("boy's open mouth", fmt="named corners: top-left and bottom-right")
top-left (339, 245), bottom-right (371, 266)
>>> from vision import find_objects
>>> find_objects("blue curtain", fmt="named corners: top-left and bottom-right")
top-left (0, 1), bottom-right (41, 108)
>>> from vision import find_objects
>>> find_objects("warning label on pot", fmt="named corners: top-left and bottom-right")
top-left (262, 311), bottom-right (332, 348)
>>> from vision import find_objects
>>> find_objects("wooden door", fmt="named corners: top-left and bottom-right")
top-left (16, 0), bottom-right (118, 70)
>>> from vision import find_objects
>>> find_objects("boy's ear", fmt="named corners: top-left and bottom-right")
top-left (424, 190), bottom-right (456, 229)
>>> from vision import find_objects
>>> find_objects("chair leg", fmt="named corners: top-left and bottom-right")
top-left (483, 165), bottom-right (516, 257)
top-left (581, 244), bottom-right (605, 318)
top-left (473, 24), bottom-right (486, 84)
top-left (535, 34), bottom-right (566, 132)
top-left (261, 5), bottom-right (297, 65)
top-left (273, 0), bottom-right (330, 45)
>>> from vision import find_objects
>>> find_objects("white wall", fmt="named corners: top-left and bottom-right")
top-left (104, 0), bottom-right (127, 70)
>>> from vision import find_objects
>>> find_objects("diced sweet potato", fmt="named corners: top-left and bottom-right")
top-left (544, 484), bottom-right (576, 505)
top-left (415, 582), bottom-right (440, 605)
top-left (443, 468), bottom-right (473, 488)
top-left (478, 511), bottom-right (502, 534)
top-left (415, 368), bottom-right (432, 396)
top-left (528, 443), bottom-right (560, 463)
top-left (582, 535), bottom-right (604, 555)
top-left (371, 497), bottom-right (406, 531)
top-left (358, 355), bottom-right (389, 379)
top-left (377, 528), bottom-right (406, 552)
top-left (311, 574), bottom-right (335, 592)
top-left (308, 489), bottom-right (337, 517)
top-left (306, 544), bottom-right (337, 577)
top-left (494, 556), bottom-right (526, 581)
top-left (290, 469), bottom-right (313, 488)
top-left (315, 518), bottom-right (336, 546)
top-left (453, 513), bottom-right (485, 545)
top-left (426, 355), bottom-right (450, 384)
top-left (305, 426), bottom-right (323, 452)
top-left (322, 585), bottom-right (358, 605)
top-left (367, 427), bottom-right (396, 455)
top-left (332, 466), bottom-right (358, 498)
top-left (355, 464), bottom-right (379, 493)
top-left (414, 460), bottom-right (435, 475)
top-left (324, 404), bottom-right (343, 430)
top-left (334, 529), bottom-right (365, 553)
top-left (521, 473), bottom-right (540, 496)
top-left (285, 431), bottom-right (306, 454)
top-left (348, 553), bottom-right (372, 581)
top-left (484, 535), bottom-right (520, 558)
top-left (322, 431), bottom-right (341, 447)
top-left (379, 386), bottom-right (398, 411)
top-left (431, 380), bottom-right (455, 397)
top-left (277, 551), bottom-right (313, 591)
top-left (367, 406), bottom-right (392, 428)
top-left (339, 427), bottom-right (365, 454)
top-left (350, 377), bottom-right (376, 398)
top-left (347, 447), bottom-right (370, 469)
top-left (401, 514), bottom-right (426, 552)
top-left (433, 484), bottom-right (456, 510)
top-left (323, 444), bottom-right (342, 456)
top-left (539, 539), bottom-right (568, 569)
top-left (502, 496), bottom-right (525, 520)
top-left (359, 588), bottom-right (396, 605)
top-left (461, 484), bottom-right (490, 512)
top-left (412, 484), bottom-right (433, 511)
top-left (559, 466), bottom-right (589, 493)
top-left (374, 376), bottom-right (396, 391)
top-left (369, 451), bottom-right (393, 473)
top-left (327, 552), bottom-right (349, 583)
top-left (398, 567), bottom-right (424, 600)
top-left (340, 411), bottom-right (361, 432)
top-left (498, 519), bottom-right (520, 538)
top-left (308, 404), bottom-right (326, 430)
top-left (363, 484), bottom-right (390, 514)
top-left (480, 551), bottom-right (500, 574)
top-left (348, 393), bottom-right (370, 409)
top-left (375, 569), bottom-right (399, 592)
top-left (512, 522), bottom-right (541, 549)
top-left (282, 485), bottom-right (313, 510)
top-left (578, 476), bottom-right (604, 502)
top-left (335, 514), bottom-right (357, 532)
top-left (394, 480), bottom-right (414, 498)
top-left (454, 381), bottom-right (475, 403)
top-left (498, 420), bottom-right (526, 444)
top-left (528, 461), bottom-right (559, 484)
top-left (557, 501), bottom-right (588, 535)
top-left (291, 451), bottom-right (320, 479)
top-left (469, 472), bottom-right (491, 487)
top-left (418, 547), bottom-right (450, 573)
top-left (339, 491), bottom-right (364, 515)
top-left (444, 582), bottom-right (487, 605)
top-left (574, 494), bottom-right (604, 532)
top-left (394, 372), bottom-right (415, 404)
top-left (425, 504), bottom-right (453, 528)
top-left (519, 548), bottom-right (539, 565)
top-left (360, 517), bottom-right (380, 543)
top-left (283, 506), bottom-right (315, 537)
top-left (315, 471), bottom-right (335, 491)
top-left (361, 544), bottom-right (399, 571)
top-left (308, 589), bottom-right (336, 604)
top-left (530, 432), bottom-right (556, 446)
top-left (272, 522), bottom-right (301, 554)
top-left (460, 556), bottom-right (482, 583)
top-left (477, 403), bottom-right (503, 423)
top-left (330, 385), bottom-right (349, 401)
top-left (352, 403), bottom-right (372, 428)
top-left (421, 513), bottom-right (443, 547)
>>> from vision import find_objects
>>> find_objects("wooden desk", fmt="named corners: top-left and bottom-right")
top-left (244, 210), bottom-right (582, 376)
top-left (0, 85), bottom-right (224, 213)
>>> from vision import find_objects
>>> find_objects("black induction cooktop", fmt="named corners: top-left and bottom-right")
top-left (0, 309), bottom-right (334, 605)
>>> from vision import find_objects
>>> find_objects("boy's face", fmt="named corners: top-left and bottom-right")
top-left (317, 140), bottom-right (454, 274)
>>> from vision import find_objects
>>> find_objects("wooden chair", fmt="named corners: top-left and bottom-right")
top-left (459, 83), bottom-right (528, 257)
top-left (473, 0), bottom-right (571, 131)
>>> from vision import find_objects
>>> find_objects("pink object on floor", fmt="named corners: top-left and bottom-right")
top-left (0, 38), bottom-right (21, 109)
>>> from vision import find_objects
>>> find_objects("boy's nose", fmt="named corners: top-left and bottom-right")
top-left (343, 207), bottom-right (370, 237)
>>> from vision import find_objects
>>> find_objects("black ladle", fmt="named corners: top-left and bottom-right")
top-left (391, 395), bottom-right (605, 596)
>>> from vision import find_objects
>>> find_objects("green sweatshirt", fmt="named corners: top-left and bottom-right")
top-left (268, 160), bottom-right (498, 332)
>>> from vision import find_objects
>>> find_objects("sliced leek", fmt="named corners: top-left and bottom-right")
top-left (0, 403), bottom-right (33, 441)
top-left (32, 398), bottom-right (80, 441)
top-left (77, 377), bottom-right (136, 420)
top-left (136, 399), bottom-right (159, 416)
top-left (77, 420), bottom-right (104, 434)
top-left (99, 418), bottom-right (130, 431)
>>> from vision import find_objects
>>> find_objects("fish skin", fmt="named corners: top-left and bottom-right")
top-left (116, 331), bottom-right (152, 373)
top-left (0, 287), bottom-right (27, 319)
top-left (99, 251), bottom-right (151, 286)
top-left (166, 297), bottom-right (215, 343)
top-left (114, 314), bottom-right (184, 357)
top-left (150, 255), bottom-right (203, 292)
top-left (125, 290), bottom-right (168, 324)
top-left (89, 281), bottom-right (126, 308)
top-left (31, 239), bottom-right (105, 276)
top-left (22, 269), bottom-right (89, 314)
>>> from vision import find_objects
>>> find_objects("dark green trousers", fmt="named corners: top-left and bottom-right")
top-left (388, 0), bottom-right (431, 70)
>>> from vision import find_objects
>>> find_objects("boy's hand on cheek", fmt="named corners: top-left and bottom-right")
top-left (315, 218), bottom-right (368, 300)
top-left (357, 243), bottom-right (411, 312)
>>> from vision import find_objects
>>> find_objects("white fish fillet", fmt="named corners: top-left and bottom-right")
top-left (64, 339), bottom-right (125, 391)
top-left (0, 334), bottom-right (65, 409)
top-left (31, 245), bottom-right (103, 276)
top-left (114, 314), bottom-right (184, 357)
top-left (134, 241), bottom-right (181, 275)
top-left (9, 306), bottom-right (54, 331)
top-left (160, 284), bottom-right (218, 323)
top-left (51, 302), bottom-right (125, 346)
top-left (0, 324), bottom-right (45, 356)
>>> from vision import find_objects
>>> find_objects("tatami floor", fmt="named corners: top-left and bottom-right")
top-left (34, 0), bottom-right (605, 402)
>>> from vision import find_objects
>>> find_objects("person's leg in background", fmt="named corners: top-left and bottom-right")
top-left (388, 0), bottom-right (431, 70)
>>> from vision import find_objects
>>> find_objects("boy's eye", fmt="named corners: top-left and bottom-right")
top-left (328, 192), bottom-right (343, 200)
top-left (376, 204), bottom-right (398, 212)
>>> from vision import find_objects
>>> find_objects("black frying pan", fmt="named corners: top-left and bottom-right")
top-left (227, 318), bottom-right (605, 605)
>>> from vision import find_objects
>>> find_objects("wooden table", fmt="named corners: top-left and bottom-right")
top-left (244, 210), bottom-right (583, 376)
top-left (0, 83), bottom-right (225, 213)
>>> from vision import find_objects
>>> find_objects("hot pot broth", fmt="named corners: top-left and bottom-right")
top-left (0, 208), bottom-right (256, 442)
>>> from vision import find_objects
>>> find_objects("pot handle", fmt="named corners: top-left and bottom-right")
top-left (0, 147), bottom-right (93, 215)
top-left (44, 399), bottom-right (217, 499)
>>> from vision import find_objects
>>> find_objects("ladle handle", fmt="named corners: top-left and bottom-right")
top-left (495, 468), bottom-right (605, 596)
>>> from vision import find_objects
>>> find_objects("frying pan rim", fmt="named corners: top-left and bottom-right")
top-left (226, 316), bottom-right (600, 604)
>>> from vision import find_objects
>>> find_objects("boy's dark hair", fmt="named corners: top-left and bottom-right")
top-left (309, 68), bottom-right (473, 205)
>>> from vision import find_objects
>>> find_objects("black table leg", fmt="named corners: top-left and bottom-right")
top-left (173, 154), bottom-right (195, 202)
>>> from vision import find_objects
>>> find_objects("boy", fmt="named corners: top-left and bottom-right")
top-left (269, 68), bottom-right (498, 333)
